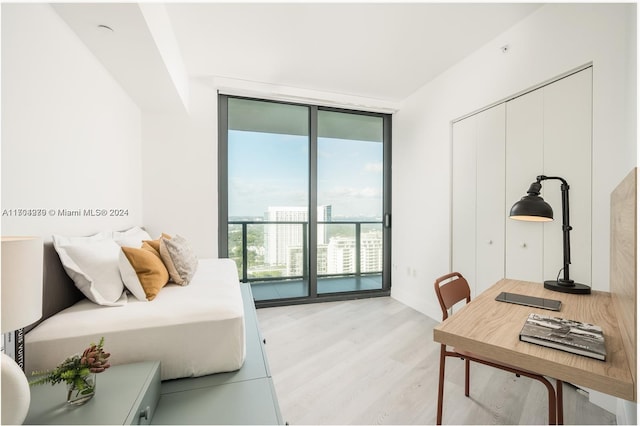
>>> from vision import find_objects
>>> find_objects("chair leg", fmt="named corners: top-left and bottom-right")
top-left (436, 346), bottom-right (446, 425)
top-left (556, 380), bottom-right (564, 425)
top-left (544, 379), bottom-right (557, 425)
top-left (464, 358), bottom-right (470, 397)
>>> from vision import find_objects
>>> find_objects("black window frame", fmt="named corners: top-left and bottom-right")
top-left (218, 94), bottom-right (392, 307)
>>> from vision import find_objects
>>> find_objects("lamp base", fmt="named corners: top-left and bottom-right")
top-left (544, 280), bottom-right (591, 294)
top-left (1, 352), bottom-right (31, 425)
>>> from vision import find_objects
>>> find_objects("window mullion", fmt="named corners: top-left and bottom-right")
top-left (309, 106), bottom-right (318, 298)
top-left (218, 95), bottom-right (229, 258)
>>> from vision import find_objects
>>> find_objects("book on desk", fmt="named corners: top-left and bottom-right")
top-left (519, 313), bottom-right (607, 361)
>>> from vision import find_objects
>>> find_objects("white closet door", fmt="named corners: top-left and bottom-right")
top-left (543, 68), bottom-right (592, 286)
top-left (475, 104), bottom-right (506, 295)
top-left (452, 104), bottom-right (505, 297)
top-left (454, 68), bottom-right (592, 292)
top-left (505, 89), bottom-right (545, 282)
top-left (452, 114), bottom-right (478, 291)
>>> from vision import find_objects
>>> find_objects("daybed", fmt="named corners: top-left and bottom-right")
top-left (25, 230), bottom-right (246, 381)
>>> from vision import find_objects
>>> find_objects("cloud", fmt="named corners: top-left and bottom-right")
top-left (229, 178), bottom-right (308, 216)
top-left (322, 186), bottom-right (381, 199)
top-left (364, 162), bottom-right (383, 173)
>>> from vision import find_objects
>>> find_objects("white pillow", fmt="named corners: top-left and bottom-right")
top-left (52, 233), bottom-right (127, 306)
top-left (113, 226), bottom-right (152, 248)
top-left (118, 251), bottom-right (148, 301)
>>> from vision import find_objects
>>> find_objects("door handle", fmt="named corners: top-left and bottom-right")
top-left (139, 406), bottom-right (151, 421)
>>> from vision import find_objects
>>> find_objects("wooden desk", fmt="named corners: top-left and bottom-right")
top-left (433, 279), bottom-right (635, 401)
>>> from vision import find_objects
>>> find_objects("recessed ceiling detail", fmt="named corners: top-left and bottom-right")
top-left (97, 24), bottom-right (114, 32)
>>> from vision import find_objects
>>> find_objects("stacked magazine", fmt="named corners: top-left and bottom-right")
top-left (519, 313), bottom-right (606, 361)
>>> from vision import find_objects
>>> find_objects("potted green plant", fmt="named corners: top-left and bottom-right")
top-left (30, 337), bottom-right (111, 405)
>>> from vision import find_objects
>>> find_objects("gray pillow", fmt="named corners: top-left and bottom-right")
top-left (159, 234), bottom-right (198, 285)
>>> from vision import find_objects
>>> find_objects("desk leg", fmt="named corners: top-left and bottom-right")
top-left (464, 358), bottom-right (470, 397)
top-left (556, 380), bottom-right (564, 425)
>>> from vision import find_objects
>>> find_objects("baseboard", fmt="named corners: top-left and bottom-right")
top-left (616, 398), bottom-right (637, 425)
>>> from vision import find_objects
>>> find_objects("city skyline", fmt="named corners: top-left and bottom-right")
top-left (228, 205), bottom-right (383, 281)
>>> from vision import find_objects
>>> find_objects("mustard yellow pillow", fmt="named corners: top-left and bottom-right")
top-left (142, 241), bottom-right (160, 256)
top-left (119, 245), bottom-right (169, 301)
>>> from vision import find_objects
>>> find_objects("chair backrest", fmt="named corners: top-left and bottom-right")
top-left (434, 272), bottom-right (471, 321)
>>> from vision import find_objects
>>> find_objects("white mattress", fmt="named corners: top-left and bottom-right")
top-left (26, 258), bottom-right (246, 381)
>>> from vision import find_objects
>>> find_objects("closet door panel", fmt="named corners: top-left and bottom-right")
top-left (543, 68), bottom-right (592, 286)
top-left (451, 115), bottom-right (477, 290)
top-left (475, 104), bottom-right (506, 295)
top-left (505, 90), bottom-right (544, 282)
top-left (453, 68), bottom-right (593, 294)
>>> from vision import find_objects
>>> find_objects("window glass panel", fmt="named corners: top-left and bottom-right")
top-left (317, 110), bottom-right (384, 293)
top-left (227, 98), bottom-right (309, 300)
top-left (228, 97), bottom-right (308, 136)
top-left (318, 110), bottom-right (383, 142)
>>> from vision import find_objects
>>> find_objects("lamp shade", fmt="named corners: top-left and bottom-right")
top-left (509, 195), bottom-right (554, 221)
top-left (509, 180), bottom-right (554, 222)
top-left (1, 236), bottom-right (43, 333)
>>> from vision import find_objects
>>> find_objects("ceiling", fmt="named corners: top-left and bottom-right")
top-left (52, 2), bottom-right (542, 111)
top-left (166, 3), bottom-right (541, 102)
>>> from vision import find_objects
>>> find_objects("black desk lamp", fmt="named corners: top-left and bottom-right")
top-left (509, 175), bottom-right (591, 294)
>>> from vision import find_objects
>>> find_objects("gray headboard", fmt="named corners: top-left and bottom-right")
top-left (25, 242), bottom-right (83, 333)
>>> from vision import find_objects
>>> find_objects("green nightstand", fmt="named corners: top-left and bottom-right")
top-left (24, 361), bottom-right (161, 425)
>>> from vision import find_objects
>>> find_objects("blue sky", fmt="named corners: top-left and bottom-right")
top-left (229, 130), bottom-right (383, 219)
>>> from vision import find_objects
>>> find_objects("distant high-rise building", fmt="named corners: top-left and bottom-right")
top-left (265, 205), bottom-right (331, 267)
top-left (317, 244), bottom-right (328, 275)
top-left (327, 237), bottom-right (355, 274)
top-left (286, 245), bottom-right (304, 276)
top-left (360, 229), bottom-right (383, 272)
top-left (326, 229), bottom-right (383, 274)
top-left (287, 244), bottom-right (328, 276)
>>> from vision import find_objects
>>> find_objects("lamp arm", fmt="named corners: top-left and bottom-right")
top-left (537, 175), bottom-right (573, 284)
top-left (536, 175), bottom-right (568, 187)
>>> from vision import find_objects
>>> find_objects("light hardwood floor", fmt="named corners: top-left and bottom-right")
top-left (256, 296), bottom-right (617, 425)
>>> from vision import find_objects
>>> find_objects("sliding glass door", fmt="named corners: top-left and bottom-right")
top-left (317, 110), bottom-right (385, 294)
top-left (219, 95), bottom-right (391, 305)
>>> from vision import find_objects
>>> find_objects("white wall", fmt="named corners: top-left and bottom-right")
top-left (391, 3), bottom-right (636, 319)
top-left (141, 78), bottom-right (218, 257)
top-left (1, 4), bottom-right (142, 239)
